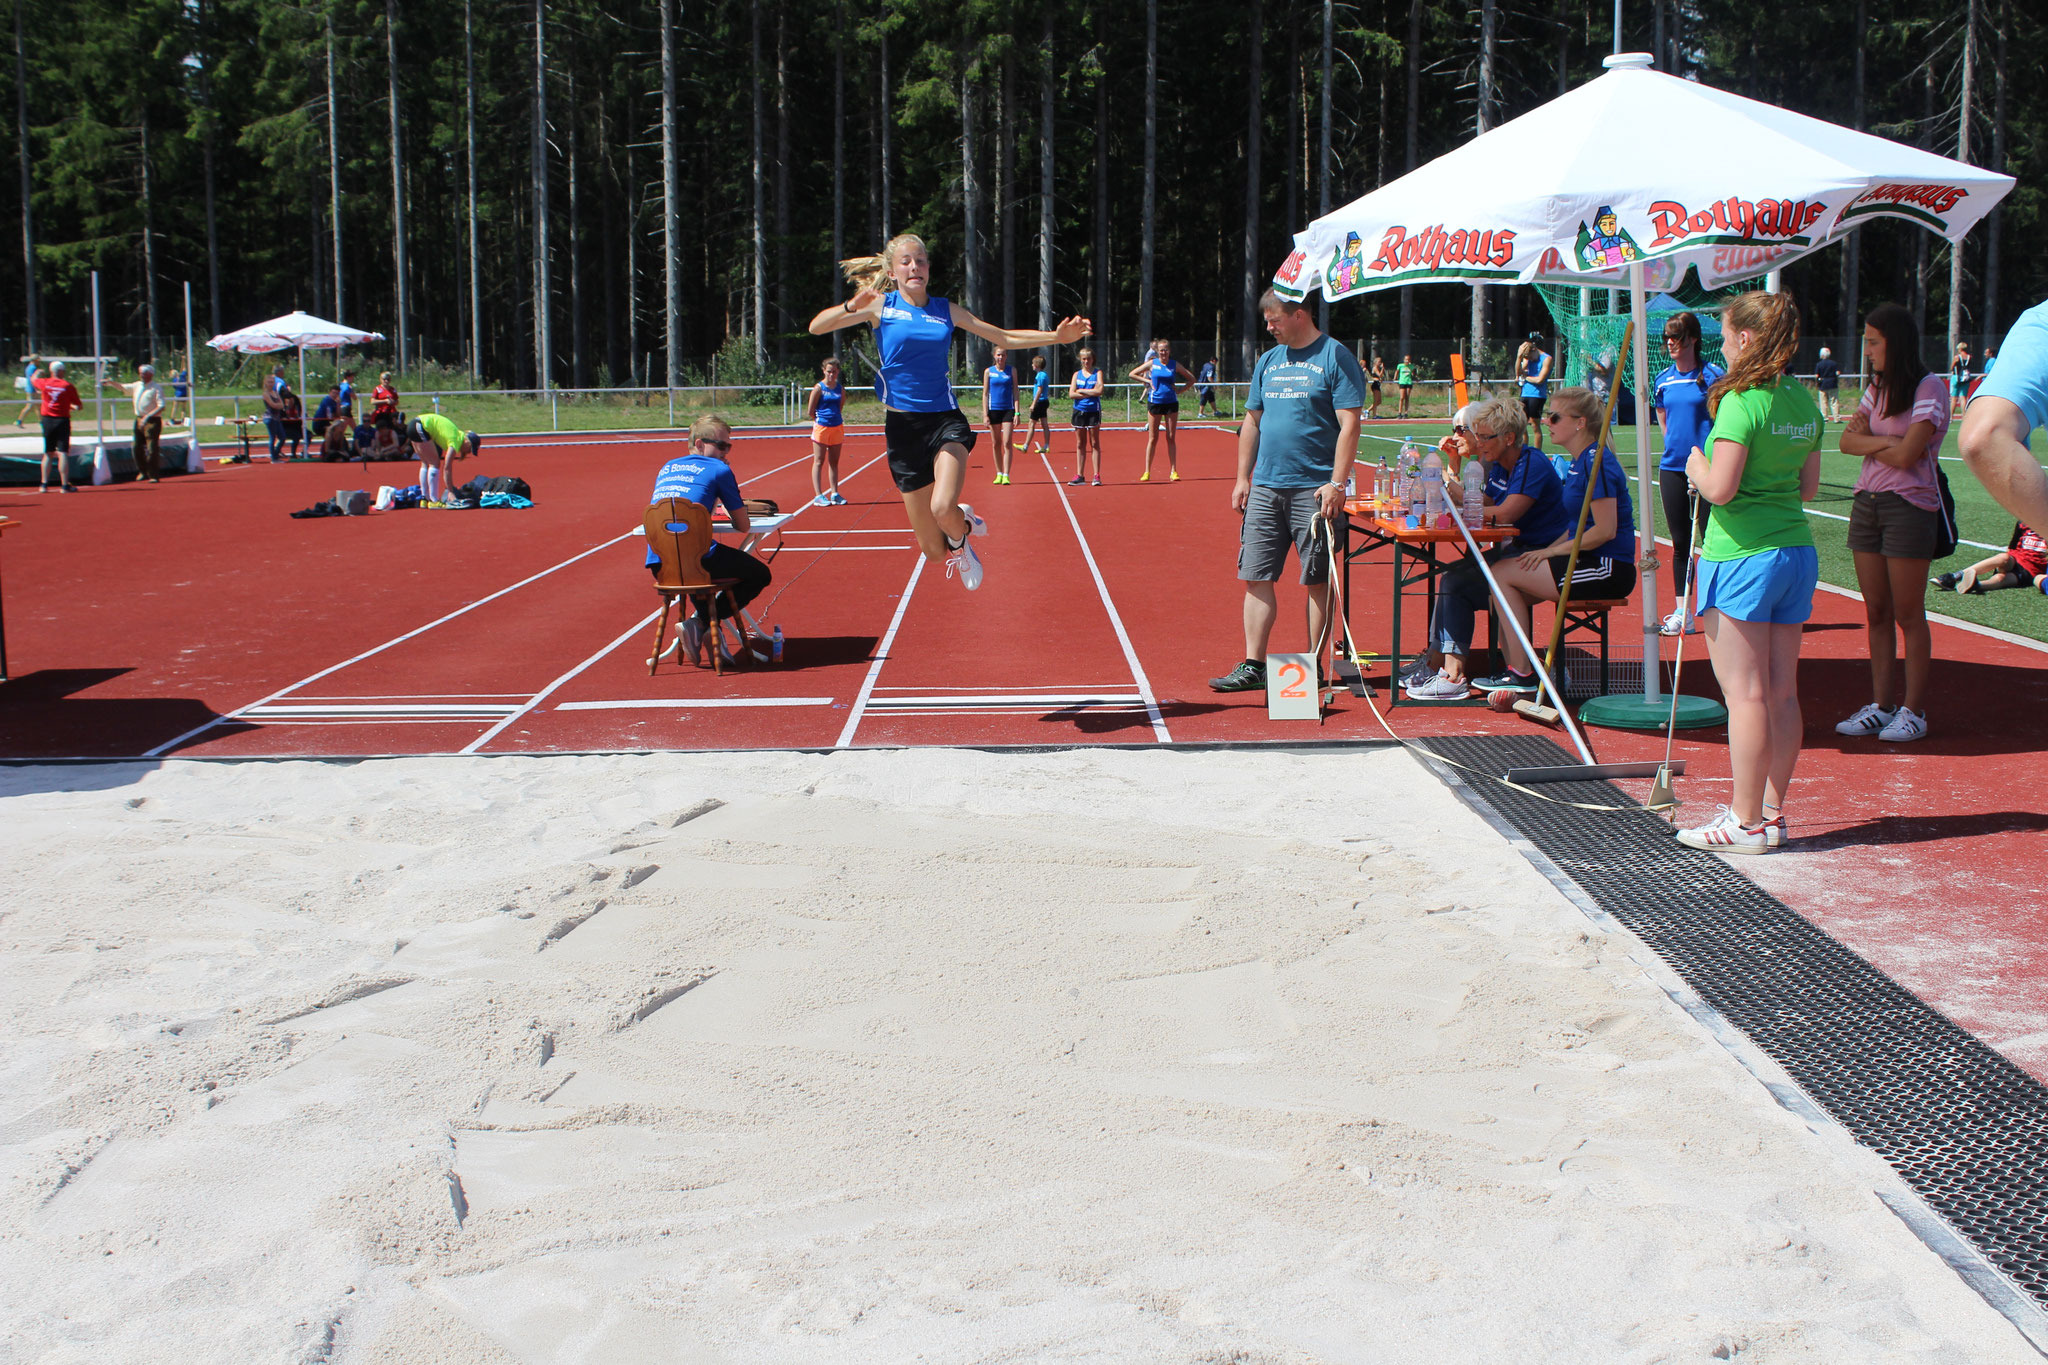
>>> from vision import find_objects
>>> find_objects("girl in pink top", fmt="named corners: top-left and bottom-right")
top-left (1836, 304), bottom-right (1951, 743)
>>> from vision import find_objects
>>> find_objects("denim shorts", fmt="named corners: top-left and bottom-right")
top-left (1695, 546), bottom-right (1819, 625)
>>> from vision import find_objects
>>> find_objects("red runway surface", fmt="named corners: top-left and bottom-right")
top-left (4, 425), bottom-right (2046, 1080)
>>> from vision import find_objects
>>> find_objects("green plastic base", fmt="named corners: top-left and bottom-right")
top-left (1578, 692), bottom-right (1728, 731)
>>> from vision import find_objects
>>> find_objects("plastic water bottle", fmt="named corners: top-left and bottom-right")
top-left (1461, 456), bottom-right (1484, 527)
top-left (771, 625), bottom-right (785, 663)
top-left (1376, 451), bottom-right (1392, 506)
top-left (1420, 446), bottom-right (1445, 522)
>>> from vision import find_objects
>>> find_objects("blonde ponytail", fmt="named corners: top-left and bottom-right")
top-left (840, 233), bottom-right (929, 292)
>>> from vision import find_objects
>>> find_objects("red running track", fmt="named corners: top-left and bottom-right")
top-left (2, 425), bottom-right (2046, 1084)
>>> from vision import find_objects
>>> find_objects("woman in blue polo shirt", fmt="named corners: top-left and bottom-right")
top-left (809, 234), bottom-right (1089, 591)
top-left (1654, 311), bottom-right (1725, 635)
top-left (1485, 386), bottom-right (1638, 687)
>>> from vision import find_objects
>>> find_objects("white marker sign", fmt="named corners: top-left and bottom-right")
top-left (1265, 653), bottom-right (1320, 721)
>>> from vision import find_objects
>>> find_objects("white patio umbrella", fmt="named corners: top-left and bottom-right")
top-left (1274, 52), bottom-right (2013, 731)
top-left (208, 310), bottom-right (387, 431)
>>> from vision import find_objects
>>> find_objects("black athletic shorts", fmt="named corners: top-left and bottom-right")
top-left (1545, 554), bottom-right (1637, 599)
top-left (884, 407), bottom-right (977, 492)
top-left (986, 407), bottom-right (1015, 425)
top-left (1522, 396), bottom-right (1544, 422)
top-left (40, 415), bottom-right (70, 455)
top-left (1147, 399), bottom-right (1180, 416)
top-left (1030, 398), bottom-right (1050, 421)
top-left (1071, 409), bottom-right (1100, 429)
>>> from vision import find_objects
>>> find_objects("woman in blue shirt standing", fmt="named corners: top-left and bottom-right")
top-left (804, 356), bottom-right (847, 506)
top-left (810, 233), bottom-right (1089, 590)
top-left (1516, 333), bottom-right (1552, 426)
top-left (1128, 339), bottom-right (1194, 481)
top-left (1653, 311), bottom-right (1725, 635)
top-left (982, 347), bottom-right (1019, 485)
top-left (1068, 349), bottom-right (1105, 485)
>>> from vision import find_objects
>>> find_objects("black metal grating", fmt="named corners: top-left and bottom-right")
top-left (1417, 733), bottom-right (2048, 1309)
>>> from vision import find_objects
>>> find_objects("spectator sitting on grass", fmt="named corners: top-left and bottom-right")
top-left (1931, 522), bottom-right (2048, 596)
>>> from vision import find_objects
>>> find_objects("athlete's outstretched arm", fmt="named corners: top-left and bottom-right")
top-left (951, 303), bottom-right (1091, 351)
top-left (808, 287), bottom-right (884, 335)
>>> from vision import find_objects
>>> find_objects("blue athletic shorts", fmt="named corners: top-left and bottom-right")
top-left (1695, 546), bottom-right (1819, 625)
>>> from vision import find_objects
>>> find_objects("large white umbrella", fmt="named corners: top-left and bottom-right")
top-left (208, 311), bottom-right (387, 431)
top-left (1275, 52), bottom-right (2012, 727)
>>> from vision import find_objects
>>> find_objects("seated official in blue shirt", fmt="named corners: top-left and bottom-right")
top-left (647, 416), bottom-right (774, 661)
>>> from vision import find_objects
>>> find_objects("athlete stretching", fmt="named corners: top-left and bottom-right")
top-left (808, 234), bottom-right (1089, 590)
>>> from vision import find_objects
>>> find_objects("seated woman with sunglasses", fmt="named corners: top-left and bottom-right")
top-left (1404, 397), bottom-right (1569, 700)
top-left (1480, 387), bottom-right (1639, 693)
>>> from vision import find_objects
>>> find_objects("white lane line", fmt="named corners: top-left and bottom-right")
top-left (1037, 450), bottom-right (1172, 742)
top-left (289, 693), bottom-right (532, 701)
top-left (459, 611), bottom-right (664, 753)
top-left (860, 693), bottom-right (1145, 708)
top-left (1624, 469), bottom-right (2005, 552)
top-left (242, 703), bottom-right (521, 717)
top-left (835, 556), bottom-right (927, 749)
top-left (554, 697), bottom-right (834, 711)
top-left (148, 449), bottom-right (819, 757)
top-left (873, 683), bottom-right (1138, 693)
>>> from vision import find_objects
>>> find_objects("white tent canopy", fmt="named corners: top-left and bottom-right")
top-left (207, 311), bottom-right (384, 354)
top-left (1272, 57), bottom-right (2011, 304)
top-left (1273, 53), bottom-right (2012, 722)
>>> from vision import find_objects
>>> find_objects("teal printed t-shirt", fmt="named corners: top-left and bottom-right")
top-left (1246, 333), bottom-right (1366, 488)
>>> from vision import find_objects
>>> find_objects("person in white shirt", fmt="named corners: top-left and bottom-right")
top-left (102, 363), bottom-right (167, 483)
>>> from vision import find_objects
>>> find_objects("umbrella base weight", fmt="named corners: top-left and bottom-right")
top-left (1579, 693), bottom-right (1728, 731)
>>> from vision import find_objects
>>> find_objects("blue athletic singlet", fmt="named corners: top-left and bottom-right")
top-left (1073, 369), bottom-right (1102, 414)
top-left (986, 365), bottom-right (1017, 409)
top-left (1147, 358), bottom-right (1177, 404)
top-left (814, 381), bottom-right (843, 426)
top-left (1032, 371), bottom-right (1051, 402)
top-left (874, 292), bottom-right (957, 412)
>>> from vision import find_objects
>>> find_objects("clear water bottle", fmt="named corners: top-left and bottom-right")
top-left (1420, 446), bottom-right (1446, 520)
top-left (1461, 456), bottom-right (1484, 526)
top-left (771, 625), bottom-right (785, 663)
top-left (1376, 451), bottom-right (1392, 506)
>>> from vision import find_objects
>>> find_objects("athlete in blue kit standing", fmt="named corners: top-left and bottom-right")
top-left (808, 233), bottom-right (1090, 590)
top-left (983, 348), bottom-right (1019, 485)
top-left (1129, 339), bottom-right (1194, 482)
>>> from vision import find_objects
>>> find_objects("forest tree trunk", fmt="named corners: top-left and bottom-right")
top-left (750, 3), bottom-right (766, 366)
top-left (532, 0), bottom-right (551, 389)
top-left (387, 0), bottom-right (409, 373)
top-left (1038, 11), bottom-right (1054, 338)
top-left (1241, 0), bottom-right (1262, 374)
top-left (1140, 0), bottom-right (1156, 347)
top-left (1985, 0), bottom-right (2006, 339)
top-left (660, 0), bottom-right (680, 385)
top-left (327, 13), bottom-right (343, 322)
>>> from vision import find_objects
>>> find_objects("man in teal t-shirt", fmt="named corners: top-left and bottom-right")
top-left (1210, 290), bottom-right (1365, 693)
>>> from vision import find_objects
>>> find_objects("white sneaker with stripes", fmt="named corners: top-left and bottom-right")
top-left (1676, 807), bottom-right (1771, 855)
top-left (1834, 703), bottom-right (1895, 737)
top-left (945, 540), bottom-right (984, 591)
top-left (1878, 707), bottom-right (1928, 742)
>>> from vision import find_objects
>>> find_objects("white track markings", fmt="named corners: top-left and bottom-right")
top-left (554, 697), bottom-right (834, 711)
top-left (460, 611), bottom-right (664, 752)
top-left (1036, 450), bottom-right (1172, 742)
top-left (467, 450), bottom-right (892, 752)
top-left (834, 556), bottom-right (928, 749)
top-left (148, 449), bottom-right (820, 757)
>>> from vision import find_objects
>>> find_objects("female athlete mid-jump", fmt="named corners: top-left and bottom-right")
top-left (808, 234), bottom-right (1089, 590)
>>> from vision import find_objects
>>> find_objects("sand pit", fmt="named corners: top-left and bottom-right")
top-left (0, 747), bottom-right (2034, 1362)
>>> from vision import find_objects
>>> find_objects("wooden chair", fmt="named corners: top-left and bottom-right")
top-left (643, 498), bottom-right (756, 676)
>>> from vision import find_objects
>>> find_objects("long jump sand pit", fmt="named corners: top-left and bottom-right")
top-left (1, 747), bottom-right (2034, 1362)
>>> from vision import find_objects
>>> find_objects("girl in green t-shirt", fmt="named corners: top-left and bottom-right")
top-left (1676, 291), bottom-right (1823, 856)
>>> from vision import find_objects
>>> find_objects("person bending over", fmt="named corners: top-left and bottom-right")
top-left (648, 416), bottom-right (772, 665)
top-left (1932, 522), bottom-right (2047, 596)
top-left (409, 412), bottom-right (482, 503)
top-left (1208, 291), bottom-right (1363, 693)
top-left (1404, 397), bottom-right (1569, 700)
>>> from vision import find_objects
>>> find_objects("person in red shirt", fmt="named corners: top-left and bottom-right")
top-left (371, 371), bottom-right (399, 424)
top-left (1932, 521), bottom-right (2048, 595)
top-left (33, 360), bottom-right (83, 493)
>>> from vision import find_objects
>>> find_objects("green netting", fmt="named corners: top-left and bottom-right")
top-left (1537, 266), bottom-right (1762, 397)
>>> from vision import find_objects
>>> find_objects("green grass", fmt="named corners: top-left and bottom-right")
top-left (1354, 416), bottom-right (2048, 646)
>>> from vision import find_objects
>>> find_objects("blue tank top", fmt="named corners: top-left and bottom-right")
top-left (1032, 371), bottom-right (1051, 401)
top-left (985, 365), bottom-right (1016, 409)
top-left (1147, 359), bottom-right (1177, 404)
top-left (1073, 369), bottom-right (1102, 414)
top-left (814, 382), bottom-right (843, 426)
top-left (1520, 351), bottom-right (1548, 399)
top-left (874, 291), bottom-right (957, 413)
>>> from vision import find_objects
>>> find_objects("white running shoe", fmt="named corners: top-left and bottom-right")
top-left (945, 540), bottom-right (984, 590)
top-left (958, 503), bottom-right (990, 539)
top-left (1676, 806), bottom-right (1771, 855)
top-left (680, 613), bottom-right (705, 665)
top-left (812, 493), bottom-right (831, 507)
top-left (1404, 672), bottom-right (1474, 702)
top-left (1835, 703), bottom-right (1895, 737)
top-left (1399, 659), bottom-right (1437, 689)
top-left (1658, 606), bottom-right (1701, 636)
top-left (1878, 707), bottom-right (1928, 742)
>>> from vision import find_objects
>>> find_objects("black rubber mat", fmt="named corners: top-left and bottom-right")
top-left (1416, 733), bottom-right (2048, 1309)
